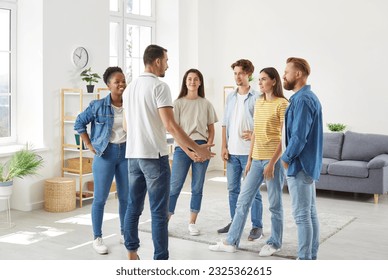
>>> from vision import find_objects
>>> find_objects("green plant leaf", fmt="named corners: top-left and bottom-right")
top-left (80, 67), bottom-right (101, 86)
top-left (327, 123), bottom-right (346, 132)
top-left (0, 146), bottom-right (44, 182)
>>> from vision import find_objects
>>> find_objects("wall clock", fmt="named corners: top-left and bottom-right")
top-left (72, 47), bottom-right (89, 68)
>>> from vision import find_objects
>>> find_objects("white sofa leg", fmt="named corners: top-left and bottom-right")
top-left (374, 194), bottom-right (379, 204)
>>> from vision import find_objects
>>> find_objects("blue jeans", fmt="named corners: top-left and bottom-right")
top-left (92, 142), bottom-right (128, 239)
top-left (226, 155), bottom-right (262, 228)
top-left (265, 160), bottom-right (284, 249)
top-left (226, 159), bottom-right (284, 247)
top-left (286, 170), bottom-right (320, 260)
top-left (169, 140), bottom-right (210, 215)
top-left (124, 155), bottom-right (170, 260)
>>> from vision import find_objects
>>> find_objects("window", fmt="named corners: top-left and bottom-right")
top-left (110, 0), bottom-right (155, 82)
top-left (0, 1), bottom-right (16, 144)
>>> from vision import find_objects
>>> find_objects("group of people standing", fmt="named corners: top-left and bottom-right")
top-left (74, 44), bottom-right (323, 261)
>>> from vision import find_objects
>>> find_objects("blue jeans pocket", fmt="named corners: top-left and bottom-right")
top-left (140, 159), bottom-right (161, 180)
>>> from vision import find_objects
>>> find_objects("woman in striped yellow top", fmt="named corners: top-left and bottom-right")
top-left (209, 67), bottom-right (288, 257)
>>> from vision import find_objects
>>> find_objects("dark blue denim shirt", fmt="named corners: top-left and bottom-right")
top-left (281, 85), bottom-right (323, 181)
top-left (74, 94), bottom-right (115, 157)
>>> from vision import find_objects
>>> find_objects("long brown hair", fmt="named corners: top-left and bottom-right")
top-left (177, 69), bottom-right (205, 99)
top-left (260, 67), bottom-right (288, 100)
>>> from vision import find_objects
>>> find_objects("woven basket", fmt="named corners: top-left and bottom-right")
top-left (44, 177), bottom-right (76, 212)
top-left (65, 157), bottom-right (93, 174)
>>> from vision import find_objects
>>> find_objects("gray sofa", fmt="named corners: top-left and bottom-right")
top-left (316, 131), bottom-right (388, 203)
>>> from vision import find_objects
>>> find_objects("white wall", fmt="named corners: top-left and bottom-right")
top-left (155, 0), bottom-right (180, 99)
top-left (10, 0), bottom-right (388, 210)
top-left (11, 0), bottom-right (108, 210)
top-left (176, 0), bottom-right (388, 170)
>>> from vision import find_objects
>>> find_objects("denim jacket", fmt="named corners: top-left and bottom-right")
top-left (281, 85), bottom-right (323, 181)
top-left (222, 88), bottom-right (260, 142)
top-left (74, 94), bottom-right (116, 157)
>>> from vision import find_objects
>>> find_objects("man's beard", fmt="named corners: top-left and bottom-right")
top-left (283, 79), bottom-right (296, 91)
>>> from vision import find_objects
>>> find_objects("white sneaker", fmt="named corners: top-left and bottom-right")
top-left (259, 244), bottom-right (280, 257)
top-left (93, 237), bottom-right (108, 254)
top-left (209, 241), bottom-right (237, 253)
top-left (120, 235), bottom-right (124, 244)
top-left (188, 223), bottom-right (200, 236)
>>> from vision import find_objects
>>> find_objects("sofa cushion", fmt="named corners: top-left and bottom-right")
top-left (321, 158), bottom-right (338, 174)
top-left (327, 160), bottom-right (369, 178)
top-left (341, 131), bottom-right (388, 161)
top-left (323, 132), bottom-right (344, 160)
top-left (367, 154), bottom-right (388, 169)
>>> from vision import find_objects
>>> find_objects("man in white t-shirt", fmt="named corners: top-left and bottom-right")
top-left (218, 59), bottom-right (263, 241)
top-left (122, 44), bottom-right (214, 260)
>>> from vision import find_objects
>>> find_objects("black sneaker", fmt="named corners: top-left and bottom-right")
top-left (248, 227), bottom-right (263, 241)
top-left (217, 222), bottom-right (231, 234)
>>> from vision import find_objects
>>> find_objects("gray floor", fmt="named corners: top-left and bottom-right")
top-left (0, 170), bottom-right (387, 260)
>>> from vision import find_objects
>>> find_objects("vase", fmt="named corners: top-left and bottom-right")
top-left (0, 180), bottom-right (15, 229)
top-left (0, 181), bottom-right (13, 198)
top-left (86, 85), bottom-right (95, 93)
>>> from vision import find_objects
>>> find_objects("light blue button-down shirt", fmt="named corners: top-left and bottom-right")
top-left (222, 87), bottom-right (260, 143)
top-left (281, 85), bottom-right (323, 181)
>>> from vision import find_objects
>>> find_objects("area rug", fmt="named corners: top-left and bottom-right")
top-left (138, 178), bottom-right (356, 259)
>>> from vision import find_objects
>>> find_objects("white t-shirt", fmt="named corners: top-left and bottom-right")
top-left (228, 93), bottom-right (251, 155)
top-left (109, 104), bottom-right (126, 144)
top-left (123, 72), bottom-right (173, 158)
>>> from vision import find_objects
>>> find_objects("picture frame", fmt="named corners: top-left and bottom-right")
top-left (223, 86), bottom-right (235, 104)
top-left (222, 86), bottom-right (235, 175)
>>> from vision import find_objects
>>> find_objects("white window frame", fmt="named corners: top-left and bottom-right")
top-left (123, 18), bottom-right (155, 82)
top-left (109, 0), bottom-right (155, 80)
top-left (0, 0), bottom-right (17, 145)
top-left (109, 16), bottom-right (124, 67)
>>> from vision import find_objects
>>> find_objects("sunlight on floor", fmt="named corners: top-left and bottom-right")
top-left (66, 233), bottom-right (116, 250)
top-left (0, 226), bottom-right (67, 245)
top-left (55, 213), bottom-right (119, 226)
top-left (208, 176), bottom-right (227, 183)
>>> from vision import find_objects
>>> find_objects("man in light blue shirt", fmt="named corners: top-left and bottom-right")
top-left (281, 57), bottom-right (323, 260)
top-left (218, 59), bottom-right (262, 241)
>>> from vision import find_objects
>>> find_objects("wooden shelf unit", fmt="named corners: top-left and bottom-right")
top-left (60, 88), bottom-right (100, 207)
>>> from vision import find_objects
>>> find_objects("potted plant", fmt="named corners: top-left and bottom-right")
top-left (327, 123), bottom-right (346, 132)
top-left (0, 145), bottom-right (44, 197)
top-left (80, 67), bottom-right (101, 93)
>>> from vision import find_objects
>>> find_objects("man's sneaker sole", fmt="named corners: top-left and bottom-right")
top-left (248, 233), bottom-right (263, 241)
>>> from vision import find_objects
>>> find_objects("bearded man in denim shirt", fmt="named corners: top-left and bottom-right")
top-left (281, 57), bottom-right (323, 260)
